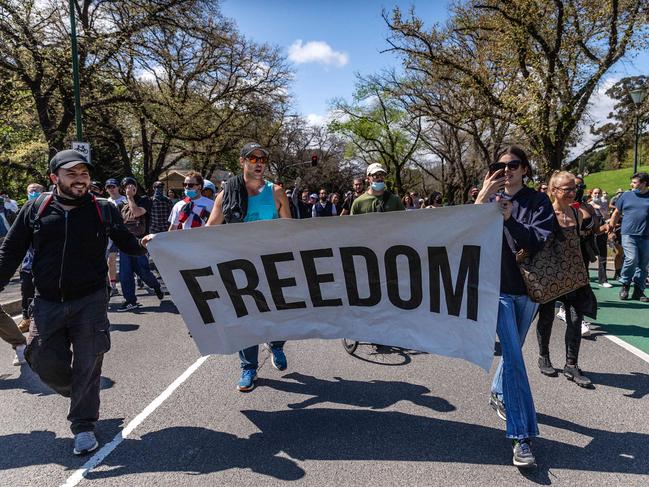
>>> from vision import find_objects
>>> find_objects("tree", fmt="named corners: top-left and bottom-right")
top-left (330, 77), bottom-right (421, 195)
top-left (385, 0), bottom-right (649, 177)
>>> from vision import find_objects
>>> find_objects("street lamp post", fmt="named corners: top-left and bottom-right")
top-left (69, 0), bottom-right (83, 141)
top-left (629, 87), bottom-right (647, 174)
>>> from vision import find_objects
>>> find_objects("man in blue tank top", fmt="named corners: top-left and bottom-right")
top-left (207, 142), bottom-right (292, 392)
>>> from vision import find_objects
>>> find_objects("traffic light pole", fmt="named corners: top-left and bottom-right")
top-left (69, 0), bottom-right (83, 141)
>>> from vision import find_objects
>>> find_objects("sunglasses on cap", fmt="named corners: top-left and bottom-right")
top-left (489, 160), bottom-right (522, 174)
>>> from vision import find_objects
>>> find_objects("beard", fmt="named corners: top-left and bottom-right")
top-left (57, 179), bottom-right (89, 199)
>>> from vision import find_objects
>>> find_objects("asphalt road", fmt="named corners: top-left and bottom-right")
top-left (1, 290), bottom-right (648, 486)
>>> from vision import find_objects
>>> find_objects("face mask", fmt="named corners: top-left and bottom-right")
top-left (28, 191), bottom-right (41, 200)
top-left (154, 187), bottom-right (163, 197)
top-left (184, 189), bottom-right (198, 199)
top-left (371, 182), bottom-right (385, 191)
top-left (591, 197), bottom-right (601, 204)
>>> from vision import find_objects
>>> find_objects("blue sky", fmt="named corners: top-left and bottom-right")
top-left (221, 0), bottom-right (648, 134)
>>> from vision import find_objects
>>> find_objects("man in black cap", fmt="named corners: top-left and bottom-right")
top-left (0, 149), bottom-right (148, 455)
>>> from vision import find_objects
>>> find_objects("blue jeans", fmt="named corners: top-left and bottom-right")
top-left (119, 251), bottom-right (160, 304)
top-left (491, 293), bottom-right (539, 439)
top-left (619, 235), bottom-right (649, 292)
top-left (239, 341), bottom-right (286, 371)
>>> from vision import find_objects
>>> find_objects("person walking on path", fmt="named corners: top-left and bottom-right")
top-left (608, 172), bottom-right (649, 302)
top-left (474, 146), bottom-right (554, 468)
top-left (0, 150), bottom-right (149, 455)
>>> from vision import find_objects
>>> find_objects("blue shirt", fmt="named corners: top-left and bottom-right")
top-left (616, 190), bottom-right (649, 237)
top-left (244, 181), bottom-right (278, 222)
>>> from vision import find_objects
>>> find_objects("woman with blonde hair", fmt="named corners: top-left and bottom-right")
top-left (536, 171), bottom-right (596, 388)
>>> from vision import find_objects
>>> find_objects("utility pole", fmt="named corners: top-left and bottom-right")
top-left (69, 0), bottom-right (83, 141)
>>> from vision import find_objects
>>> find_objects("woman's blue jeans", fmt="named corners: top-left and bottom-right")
top-left (490, 293), bottom-right (539, 439)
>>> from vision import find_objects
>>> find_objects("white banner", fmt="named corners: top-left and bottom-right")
top-left (148, 204), bottom-right (503, 370)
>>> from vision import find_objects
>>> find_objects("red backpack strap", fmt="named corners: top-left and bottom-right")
top-left (91, 194), bottom-right (104, 225)
top-left (36, 193), bottom-right (54, 217)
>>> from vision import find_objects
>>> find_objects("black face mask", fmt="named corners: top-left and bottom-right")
top-left (53, 190), bottom-right (90, 207)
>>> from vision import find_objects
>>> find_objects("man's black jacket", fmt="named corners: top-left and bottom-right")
top-left (0, 194), bottom-right (146, 302)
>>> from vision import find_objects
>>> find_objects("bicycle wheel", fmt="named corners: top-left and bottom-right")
top-left (341, 338), bottom-right (358, 355)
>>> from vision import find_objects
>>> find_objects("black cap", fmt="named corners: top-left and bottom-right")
top-left (121, 177), bottom-right (137, 187)
top-left (49, 150), bottom-right (93, 174)
top-left (240, 142), bottom-right (269, 159)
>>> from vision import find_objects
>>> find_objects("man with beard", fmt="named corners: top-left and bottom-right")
top-left (0, 150), bottom-right (147, 455)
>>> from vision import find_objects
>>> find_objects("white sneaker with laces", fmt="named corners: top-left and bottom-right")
top-left (556, 307), bottom-right (566, 322)
top-left (600, 282), bottom-right (613, 288)
top-left (581, 321), bottom-right (591, 337)
top-left (12, 344), bottom-right (26, 366)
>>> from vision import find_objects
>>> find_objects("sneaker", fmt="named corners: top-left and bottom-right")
top-left (270, 347), bottom-right (287, 371)
top-left (116, 302), bottom-right (141, 312)
top-left (110, 285), bottom-right (120, 297)
top-left (619, 285), bottom-right (629, 300)
top-left (12, 344), bottom-right (26, 366)
top-left (581, 321), bottom-right (592, 337)
top-left (631, 288), bottom-right (649, 303)
top-left (17, 318), bottom-right (30, 333)
top-left (489, 392), bottom-right (506, 421)
top-left (563, 364), bottom-right (592, 388)
top-left (556, 306), bottom-right (566, 322)
top-left (600, 282), bottom-right (613, 288)
top-left (73, 431), bottom-right (99, 455)
top-left (154, 287), bottom-right (164, 300)
top-left (512, 439), bottom-right (536, 468)
top-left (538, 355), bottom-right (556, 376)
top-left (237, 369), bottom-right (257, 392)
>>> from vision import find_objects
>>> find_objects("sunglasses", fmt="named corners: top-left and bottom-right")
top-left (246, 156), bottom-right (268, 164)
top-left (489, 160), bottom-right (522, 173)
top-left (183, 182), bottom-right (200, 188)
top-left (555, 187), bottom-right (577, 193)
top-left (105, 185), bottom-right (116, 189)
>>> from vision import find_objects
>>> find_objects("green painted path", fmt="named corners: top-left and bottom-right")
top-left (589, 272), bottom-right (649, 356)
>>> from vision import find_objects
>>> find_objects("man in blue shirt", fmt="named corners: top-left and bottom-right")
top-left (608, 172), bottom-right (649, 302)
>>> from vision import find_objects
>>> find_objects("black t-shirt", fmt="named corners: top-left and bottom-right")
top-left (119, 195), bottom-right (152, 236)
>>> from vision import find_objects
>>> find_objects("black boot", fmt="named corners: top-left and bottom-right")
top-left (619, 284), bottom-right (629, 300)
top-left (538, 355), bottom-right (556, 376)
top-left (563, 364), bottom-right (592, 388)
top-left (631, 287), bottom-right (649, 303)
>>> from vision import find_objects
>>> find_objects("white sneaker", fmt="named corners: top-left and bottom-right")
top-left (581, 321), bottom-right (591, 337)
top-left (556, 307), bottom-right (566, 322)
top-left (600, 282), bottom-right (613, 288)
top-left (12, 344), bottom-right (26, 366)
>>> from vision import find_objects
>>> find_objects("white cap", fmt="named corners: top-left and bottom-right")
top-left (366, 163), bottom-right (386, 176)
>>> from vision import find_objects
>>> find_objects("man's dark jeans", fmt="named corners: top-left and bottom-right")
top-left (25, 287), bottom-right (111, 434)
top-left (20, 270), bottom-right (35, 319)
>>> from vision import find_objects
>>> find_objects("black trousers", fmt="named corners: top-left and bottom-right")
top-left (25, 287), bottom-right (111, 434)
top-left (536, 299), bottom-right (582, 365)
top-left (20, 270), bottom-right (35, 319)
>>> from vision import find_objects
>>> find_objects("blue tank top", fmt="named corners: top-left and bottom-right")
top-left (244, 181), bottom-right (278, 222)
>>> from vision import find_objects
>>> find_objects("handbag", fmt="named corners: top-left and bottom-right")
top-left (516, 222), bottom-right (589, 304)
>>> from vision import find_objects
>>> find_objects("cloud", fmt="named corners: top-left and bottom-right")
top-left (288, 40), bottom-right (349, 67)
top-left (305, 113), bottom-right (326, 126)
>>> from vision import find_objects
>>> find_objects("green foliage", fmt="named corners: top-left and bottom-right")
top-left (585, 164), bottom-right (649, 196)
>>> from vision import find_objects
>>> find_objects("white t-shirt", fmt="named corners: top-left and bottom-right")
top-left (169, 196), bottom-right (214, 229)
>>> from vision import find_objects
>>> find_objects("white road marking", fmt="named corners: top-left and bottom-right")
top-left (60, 355), bottom-right (209, 487)
top-left (601, 332), bottom-right (649, 364)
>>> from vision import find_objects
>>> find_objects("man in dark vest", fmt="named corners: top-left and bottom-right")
top-left (312, 188), bottom-right (336, 217)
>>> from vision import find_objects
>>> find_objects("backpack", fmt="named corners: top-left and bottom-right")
top-left (30, 192), bottom-right (113, 233)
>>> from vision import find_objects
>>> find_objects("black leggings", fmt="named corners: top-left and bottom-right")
top-left (536, 299), bottom-right (582, 365)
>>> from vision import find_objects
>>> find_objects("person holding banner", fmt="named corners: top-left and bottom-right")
top-left (475, 146), bottom-right (554, 468)
top-left (206, 141), bottom-right (292, 392)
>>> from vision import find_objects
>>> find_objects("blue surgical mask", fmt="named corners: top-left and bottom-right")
top-left (184, 189), bottom-right (198, 199)
top-left (28, 191), bottom-right (41, 200)
top-left (154, 187), bottom-right (163, 197)
top-left (370, 182), bottom-right (385, 191)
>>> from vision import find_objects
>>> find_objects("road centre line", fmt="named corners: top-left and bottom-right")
top-left (60, 355), bottom-right (209, 487)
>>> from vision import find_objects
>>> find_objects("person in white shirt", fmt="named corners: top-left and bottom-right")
top-left (168, 171), bottom-right (215, 230)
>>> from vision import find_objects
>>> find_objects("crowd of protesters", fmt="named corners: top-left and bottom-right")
top-left (0, 141), bottom-right (647, 468)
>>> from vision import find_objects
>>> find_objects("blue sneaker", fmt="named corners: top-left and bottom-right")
top-left (237, 369), bottom-right (257, 392)
top-left (270, 347), bottom-right (287, 371)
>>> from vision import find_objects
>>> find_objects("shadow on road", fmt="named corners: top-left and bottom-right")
top-left (258, 372), bottom-right (456, 412)
top-left (109, 324), bottom-right (140, 332)
top-left (58, 409), bottom-right (649, 482)
top-left (0, 418), bottom-right (124, 471)
top-left (584, 370), bottom-right (649, 399)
